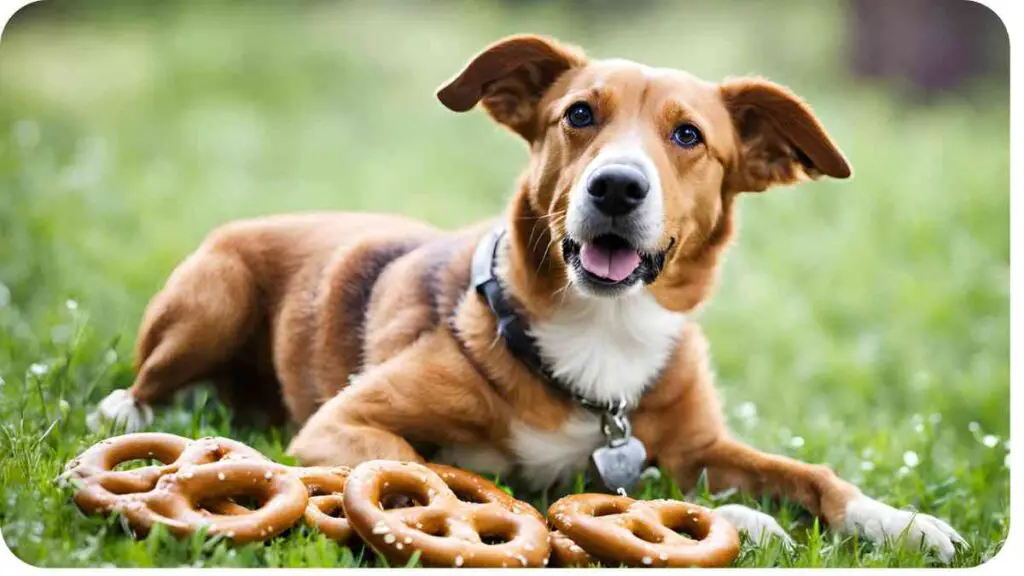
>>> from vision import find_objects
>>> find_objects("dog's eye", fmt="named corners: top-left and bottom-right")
top-left (671, 124), bottom-right (703, 148)
top-left (564, 102), bottom-right (595, 128)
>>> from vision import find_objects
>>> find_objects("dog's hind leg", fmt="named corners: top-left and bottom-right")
top-left (88, 242), bottom-right (260, 432)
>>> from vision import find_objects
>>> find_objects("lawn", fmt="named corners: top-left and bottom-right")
top-left (0, 0), bottom-right (1009, 568)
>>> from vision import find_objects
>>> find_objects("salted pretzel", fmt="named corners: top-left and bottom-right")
top-left (64, 433), bottom-right (308, 543)
top-left (547, 494), bottom-right (740, 568)
top-left (342, 460), bottom-right (550, 567)
top-left (296, 466), bottom-right (354, 543)
top-left (425, 463), bottom-right (545, 523)
top-left (194, 465), bottom-right (355, 544)
top-left (549, 529), bottom-right (597, 567)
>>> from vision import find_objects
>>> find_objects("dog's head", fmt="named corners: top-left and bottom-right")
top-left (438, 35), bottom-right (850, 312)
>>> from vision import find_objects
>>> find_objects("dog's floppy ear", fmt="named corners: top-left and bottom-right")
top-left (719, 77), bottom-right (852, 193)
top-left (437, 34), bottom-right (586, 142)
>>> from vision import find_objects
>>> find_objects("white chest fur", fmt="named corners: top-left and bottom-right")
top-left (435, 411), bottom-right (604, 492)
top-left (436, 284), bottom-right (684, 485)
top-left (438, 288), bottom-right (685, 490)
top-left (529, 288), bottom-right (687, 406)
top-left (509, 411), bottom-right (605, 490)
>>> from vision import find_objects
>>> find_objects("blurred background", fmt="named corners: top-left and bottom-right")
top-left (0, 0), bottom-right (1010, 565)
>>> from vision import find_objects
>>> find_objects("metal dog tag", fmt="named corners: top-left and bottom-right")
top-left (588, 405), bottom-right (647, 494)
top-left (589, 436), bottom-right (648, 494)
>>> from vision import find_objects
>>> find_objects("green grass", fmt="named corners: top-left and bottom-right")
top-left (0, 0), bottom-right (1009, 568)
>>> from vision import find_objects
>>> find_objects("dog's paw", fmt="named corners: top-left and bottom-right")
top-left (842, 496), bottom-right (966, 564)
top-left (714, 504), bottom-right (795, 550)
top-left (86, 389), bottom-right (153, 432)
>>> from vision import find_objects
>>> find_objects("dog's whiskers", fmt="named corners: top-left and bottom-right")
top-left (525, 211), bottom-right (566, 258)
top-left (519, 210), bottom-right (566, 222)
top-left (552, 278), bottom-right (573, 306)
top-left (534, 224), bottom-right (566, 275)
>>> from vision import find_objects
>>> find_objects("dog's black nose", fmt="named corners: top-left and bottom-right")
top-left (587, 164), bottom-right (650, 216)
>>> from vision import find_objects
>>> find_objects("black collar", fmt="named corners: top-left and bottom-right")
top-left (471, 227), bottom-right (638, 416)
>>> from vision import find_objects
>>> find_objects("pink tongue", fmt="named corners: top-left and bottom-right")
top-left (580, 243), bottom-right (642, 282)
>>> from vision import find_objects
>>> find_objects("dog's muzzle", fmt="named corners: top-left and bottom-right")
top-left (564, 150), bottom-right (667, 296)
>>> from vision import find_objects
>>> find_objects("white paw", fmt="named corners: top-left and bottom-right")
top-left (715, 504), bottom-right (795, 550)
top-left (86, 389), bottom-right (153, 432)
top-left (842, 496), bottom-right (966, 563)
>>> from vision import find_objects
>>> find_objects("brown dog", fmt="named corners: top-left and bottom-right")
top-left (89, 35), bottom-right (964, 562)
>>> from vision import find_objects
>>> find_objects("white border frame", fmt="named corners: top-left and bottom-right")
top-left (0, 0), bottom-right (1015, 573)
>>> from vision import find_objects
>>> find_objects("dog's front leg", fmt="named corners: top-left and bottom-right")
top-left (287, 335), bottom-right (494, 468)
top-left (287, 388), bottom-right (423, 466)
top-left (676, 436), bottom-right (965, 563)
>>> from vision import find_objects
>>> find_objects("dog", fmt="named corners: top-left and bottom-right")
top-left (88, 34), bottom-right (965, 562)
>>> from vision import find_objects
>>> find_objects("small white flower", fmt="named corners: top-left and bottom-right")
top-left (968, 422), bottom-right (981, 433)
top-left (914, 423), bottom-right (925, 434)
top-left (983, 435), bottom-right (999, 448)
top-left (104, 349), bottom-right (118, 365)
top-left (735, 401), bottom-right (758, 421)
top-left (897, 466), bottom-right (910, 477)
top-left (65, 299), bottom-right (78, 311)
top-left (1004, 440), bottom-right (1011, 451)
top-left (903, 451), bottom-right (920, 468)
top-left (789, 436), bottom-right (805, 448)
top-left (58, 399), bottom-right (71, 415)
top-left (860, 461), bottom-right (875, 471)
top-left (28, 363), bottom-right (49, 376)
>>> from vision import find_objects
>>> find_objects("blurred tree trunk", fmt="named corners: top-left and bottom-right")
top-left (850, 0), bottom-right (1006, 95)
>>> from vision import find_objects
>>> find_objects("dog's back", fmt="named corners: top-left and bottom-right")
top-left (133, 212), bottom-right (446, 423)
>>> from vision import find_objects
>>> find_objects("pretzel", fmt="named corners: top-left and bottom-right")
top-left (296, 466), bottom-right (354, 543)
top-left (547, 494), bottom-right (740, 567)
top-left (196, 465), bottom-right (356, 544)
top-left (64, 433), bottom-right (307, 543)
top-left (425, 463), bottom-right (545, 523)
top-left (549, 529), bottom-right (597, 567)
top-left (343, 460), bottom-right (550, 567)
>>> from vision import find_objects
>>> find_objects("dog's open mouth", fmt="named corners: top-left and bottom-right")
top-left (562, 235), bottom-right (667, 291)
top-left (579, 235), bottom-right (642, 282)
